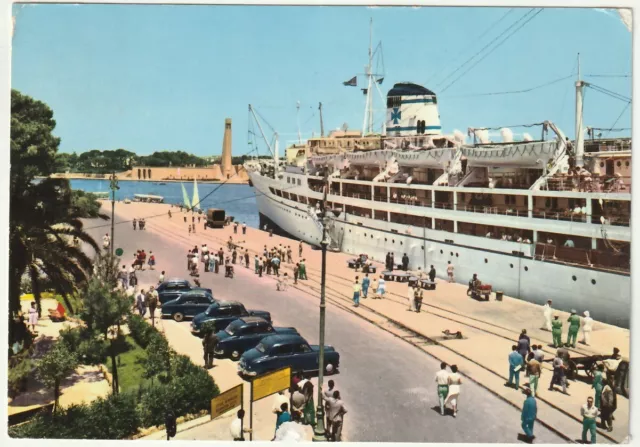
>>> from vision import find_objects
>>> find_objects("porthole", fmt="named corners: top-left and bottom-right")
top-left (421, 246), bottom-right (425, 250)
top-left (510, 263), bottom-right (514, 268)
top-left (349, 229), bottom-right (351, 233)
top-left (450, 252), bottom-right (454, 256)
top-left (600, 162), bottom-right (605, 168)
top-left (400, 241), bottom-right (403, 245)
top-left (625, 161), bottom-right (630, 167)
top-left (524, 266), bottom-right (529, 272)
top-left (385, 238), bottom-right (388, 242)
top-left (364, 233), bottom-right (367, 237)
top-left (440, 250), bottom-right (444, 254)
top-left (617, 161), bottom-right (622, 167)
top-left (456, 253), bottom-right (459, 257)
top-left (371, 235), bottom-right (373, 239)
top-left (572, 275), bottom-right (577, 281)
top-left (484, 258), bottom-right (488, 263)
top-left (591, 279), bottom-right (596, 285)
top-left (392, 240), bottom-right (395, 244)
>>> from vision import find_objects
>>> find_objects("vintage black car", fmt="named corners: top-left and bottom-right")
top-left (238, 334), bottom-right (339, 379)
top-left (161, 290), bottom-right (217, 322)
top-left (213, 317), bottom-right (299, 360)
top-left (191, 301), bottom-right (271, 336)
top-left (157, 278), bottom-right (212, 305)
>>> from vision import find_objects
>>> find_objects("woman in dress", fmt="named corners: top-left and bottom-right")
top-left (445, 364), bottom-right (462, 417)
top-left (28, 301), bottom-right (38, 333)
top-left (302, 381), bottom-right (316, 427)
top-left (377, 276), bottom-right (386, 299)
top-left (593, 364), bottom-right (604, 408)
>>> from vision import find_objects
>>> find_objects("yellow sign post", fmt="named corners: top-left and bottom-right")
top-left (210, 384), bottom-right (243, 421)
top-left (249, 367), bottom-right (291, 440)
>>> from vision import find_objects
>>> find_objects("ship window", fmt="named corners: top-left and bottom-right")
top-left (440, 250), bottom-right (443, 254)
top-left (392, 240), bottom-right (395, 244)
top-left (385, 238), bottom-right (388, 242)
top-left (617, 161), bottom-right (622, 167)
top-left (572, 275), bottom-right (577, 281)
top-left (524, 266), bottom-right (529, 272)
top-left (432, 96), bottom-right (438, 105)
top-left (297, 179), bottom-right (301, 186)
top-left (456, 253), bottom-right (459, 257)
top-left (450, 252), bottom-right (454, 256)
top-left (510, 263), bottom-right (514, 268)
top-left (600, 162), bottom-right (605, 168)
top-left (371, 235), bottom-right (373, 239)
top-left (400, 241), bottom-right (403, 245)
top-left (484, 258), bottom-right (488, 263)
top-left (591, 279), bottom-right (596, 285)
top-left (421, 246), bottom-right (424, 250)
top-left (625, 161), bottom-right (630, 167)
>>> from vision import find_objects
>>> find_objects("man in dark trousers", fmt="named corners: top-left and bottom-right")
top-left (429, 265), bottom-right (436, 290)
top-left (202, 327), bottom-right (219, 369)
top-left (165, 408), bottom-right (177, 441)
top-left (385, 252), bottom-right (391, 271)
top-left (402, 253), bottom-right (409, 271)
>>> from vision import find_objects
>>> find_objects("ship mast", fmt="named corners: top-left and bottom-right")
top-left (248, 104), bottom-right (279, 178)
top-left (362, 18), bottom-right (374, 136)
top-left (575, 53), bottom-right (585, 168)
top-left (296, 101), bottom-right (302, 144)
top-left (319, 102), bottom-right (325, 137)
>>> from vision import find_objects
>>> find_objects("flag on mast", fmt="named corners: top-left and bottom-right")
top-left (343, 76), bottom-right (357, 86)
top-left (376, 77), bottom-right (384, 84)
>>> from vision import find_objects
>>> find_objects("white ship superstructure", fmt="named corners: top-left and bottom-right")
top-left (246, 34), bottom-right (631, 328)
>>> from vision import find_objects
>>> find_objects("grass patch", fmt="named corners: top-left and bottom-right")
top-left (106, 335), bottom-right (151, 392)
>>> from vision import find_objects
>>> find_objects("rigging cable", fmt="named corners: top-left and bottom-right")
top-left (442, 74), bottom-right (573, 98)
top-left (585, 83), bottom-right (631, 103)
top-left (440, 9), bottom-right (543, 93)
top-left (603, 102), bottom-right (631, 138)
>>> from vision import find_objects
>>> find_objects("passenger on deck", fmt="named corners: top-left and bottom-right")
top-left (486, 232), bottom-right (492, 238)
top-left (564, 239), bottom-right (575, 248)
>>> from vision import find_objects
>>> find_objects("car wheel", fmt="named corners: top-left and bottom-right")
top-left (173, 312), bottom-right (185, 322)
top-left (230, 350), bottom-right (241, 361)
top-left (324, 363), bottom-right (335, 375)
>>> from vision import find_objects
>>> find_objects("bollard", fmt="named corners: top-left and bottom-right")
top-left (496, 291), bottom-right (504, 301)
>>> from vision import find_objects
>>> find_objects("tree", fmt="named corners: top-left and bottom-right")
top-left (143, 335), bottom-right (172, 385)
top-left (36, 342), bottom-right (79, 411)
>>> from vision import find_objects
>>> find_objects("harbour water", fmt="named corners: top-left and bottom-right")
top-left (70, 179), bottom-right (259, 228)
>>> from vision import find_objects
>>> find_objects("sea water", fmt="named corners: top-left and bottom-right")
top-left (70, 179), bottom-right (259, 228)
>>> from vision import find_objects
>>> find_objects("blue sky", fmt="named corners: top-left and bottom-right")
top-left (11, 4), bottom-right (631, 156)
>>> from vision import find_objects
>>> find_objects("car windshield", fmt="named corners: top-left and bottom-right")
top-left (255, 342), bottom-right (266, 353)
top-left (205, 303), bottom-right (219, 316)
top-left (225, 320), bottom-right (243, 336)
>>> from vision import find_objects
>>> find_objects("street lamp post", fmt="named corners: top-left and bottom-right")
top-left (109, 172), bottom-right (119, 256)
top-left (312, 170), bottom-right (330, 442)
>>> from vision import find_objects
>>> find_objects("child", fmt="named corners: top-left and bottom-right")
top-left (28, 301), bottom-right (38, 332)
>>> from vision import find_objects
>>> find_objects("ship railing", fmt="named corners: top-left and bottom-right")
top-left (534, 243), bottom-right (630, 273)
top-left (545, 174), bottom-right (631, 193)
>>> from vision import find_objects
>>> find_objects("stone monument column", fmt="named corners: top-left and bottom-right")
top-left (221, 118), bottom-right (233, 179)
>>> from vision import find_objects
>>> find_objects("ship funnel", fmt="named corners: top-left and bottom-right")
top-left (386, 82), bottom-right (442, 137)
top-left (500, 128), bottom-right (514, 143)
top-left (523, 133), bottom-right (533, 142)
top-left (476, 129), bottom-right (490, 144)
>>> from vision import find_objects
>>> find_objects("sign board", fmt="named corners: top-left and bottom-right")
top-left (210, 384), bottom-right (243, 420)
top-left (115, 248), bottom-right (124, 256)
top-left (251, 367), bottom-right (291, 402)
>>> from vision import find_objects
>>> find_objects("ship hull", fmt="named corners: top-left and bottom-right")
top-left (249, 171), bottom-right (630, 328)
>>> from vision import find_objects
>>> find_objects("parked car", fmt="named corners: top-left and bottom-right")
top-left (238, 334), bottom-right (340, 379)
top-left (213, 317), bottom-right (299, 360)
top-left (157, 278), bottom-right (212, 305)
top-left (161, 291), bottom-right (217, 322)
top-left (191, 301), bottom-right (271, 336)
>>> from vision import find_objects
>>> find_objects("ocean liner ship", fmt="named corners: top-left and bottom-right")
top-left (246, 35), bottom-right (631, 329)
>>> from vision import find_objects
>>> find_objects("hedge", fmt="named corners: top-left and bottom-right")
top-left (10, 315), bottom-right (219, 439)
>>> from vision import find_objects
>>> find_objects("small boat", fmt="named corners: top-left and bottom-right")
top-left (133, 194), bottom-right (164, 203)
top-left (158, 182), bottom-right (167, 185)
top-left (124, 198), bottom-right (132, 204)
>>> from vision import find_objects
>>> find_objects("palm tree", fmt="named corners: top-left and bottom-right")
top-left (10, 178), bottom-right (103, 319)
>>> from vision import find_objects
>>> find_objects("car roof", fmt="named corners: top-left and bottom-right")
top-left (166, 278), bottom-right (189, 283)
top-left (180, 290), bottom-right (210, 297)
top-left (218, 300), bottom-right (242, 307)
top-left (261, 334), bottom-right (305, 347)
top-left (240, 316), bottom-right (267, 325)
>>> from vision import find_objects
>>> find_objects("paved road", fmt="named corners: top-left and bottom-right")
top-left (87, 217), bottom-right (566, 443)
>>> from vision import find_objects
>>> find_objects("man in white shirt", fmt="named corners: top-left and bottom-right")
top-left (581, 397), bottom-right (599, 444)
top-left (542, 300), bottom-right (553, 331)
top-left (158, 270), bottom-right (165, 284)
top-left (564, 239), bottom-right (575, 248)
top-left (582, 311), bottom-right (594, 346)
top-left (446, 262), bottom-right (454, 283)
top-left (102, 233), bottom-right (110, 250)
top-left (435, 363), bottom-right (450, 416)
top-left (573, 205), bottom-right (582, 215)
top-left (230, 409), bottom-right (251, 441)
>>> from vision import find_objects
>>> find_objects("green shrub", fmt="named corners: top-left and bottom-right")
top-left (127, 314), bottom-right (162, 348)
top-left (59, 326), bottom-right (108, 365)
top-left (8, 353), bottom-right (32, 398)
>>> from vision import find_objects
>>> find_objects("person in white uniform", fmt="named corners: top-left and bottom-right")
top-left (445, 365), bottom-right (463, 418)
top-left (582, 310), bottom-right (594, 346)
top-left (542, 300), bottom-right (553, 331)
top-left (407, 285), bottom-right (416, 311)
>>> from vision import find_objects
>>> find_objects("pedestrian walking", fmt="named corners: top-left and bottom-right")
top-left (118, 265), bottom-right (129, 290)
top-left (566, 309), bottom-right (580, 348)
top-left (361, 274), bottom-right (370, 298)
top-left (277, 273), bottom-right (289, 291)
top-left (428, 265), bottom-right (436, 290)
top-left (446, 261), bottom-right (454, 282)
top-left (551, 314), bottom-right (563, 348)
top-left (266, 255), bottom-right (272, 275)
top-left (147, 286), bottom-right (159, 327)
top-left (103, 233), bottom-right (110, 250)
top-left (548, 350), bottom-right (568, 394)
top-left (129, 269), bottom-right (138, 289)
top-left (582, 310), bottom-right (594, 346)
top-left (254, 255), bottom-right (260, 274)
top-left (435, 362), bottom-right (449, 416)
top-left (542, 300), bottom-right (553, 331)
top-left (133, 218), bottom-right (137, 230)
top-left (28, 301), bottom-right (38, 332)
top-left (593, 364), bottom-right (604, 408)
top-left (136, 289), bottom-right (147, 317)
top-left (298, 241), bottom-right (303, 258)
top-left (232, 248), bottom-right (238, 265)
top-left (326, 390), bottom-right (347, 441)
top-left (517, 330), bottom-right (531, 360)
top-left (258, 258), bottom-right (263, 277)
top-left (203, 253), bottom-right (210, 272)
top-left (526, 352), bottom-right (541, 397)
top-left (209, 254), bottom-right (217, 274)
top-left (521, 388), bottom-right (537, 443)
top-left (272, 255), bottom-right (281, 277)
top-left (377, 276), bottom-right (386, 299)
top-left (581, 397), bottom-right (599, 444)
top-left (233, 222), bottom-right (238, 234)
top-left (242, 222), bottom-right (247, 235)
top-left (299, 259), bottom-right (307, 280)
top-left (202, 327), bottom-right (218, 369)
top-left (414, 287), bottom-right (423, 313)
top-left (599, 380), bottom-right (616, 432)
top-left (506, 345), bottom-right (524, 389)
top-left (158, 270), bottom-right (165, 284)
top-left (230, 409), bottom-right (251, 441)
top-left (244, 250), bottom-right (250, 268)
top-left (292, 263), bottom-right (299, 284)
top-left (165, 409), bottom-right (177, 441)
top-left (352, 279), bottom-right (361, 307)
top-left (445, 365), bottom-right (462, 417)
top-left (148, 251), bottom-right (156, 270)
top-left (323, 381), bottom-right (336, 434)
top-left (188, 224), bottom-right (192, 235)
top-left (184, 216), bottom-right (187, 223)
top-left (302, 381), bottom-right (316, 427)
